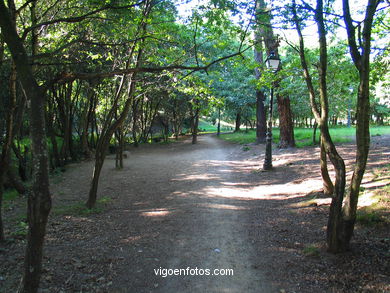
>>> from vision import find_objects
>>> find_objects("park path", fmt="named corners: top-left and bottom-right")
top-left (105, 134), bottom-right (275, 292)
top-left (6, 134), bottom-right (389, 292)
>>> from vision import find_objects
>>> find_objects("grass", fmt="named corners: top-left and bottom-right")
top-left (303, 245), bottom-right (320, 257)
top-left (198, 119), bottom-right (233, 134)
top-left (52, 196), bottom-right (112, 216)
top-left (356, 164), bottom-right (390, 227)
top-left (302, 244), bottom-right (321, 257)
top-left (219, 126), bottom-right (390, 147)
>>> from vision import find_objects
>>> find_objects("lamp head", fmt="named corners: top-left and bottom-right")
top-left (265, 51), bottom-right (281, 72)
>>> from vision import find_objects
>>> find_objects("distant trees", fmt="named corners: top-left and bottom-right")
top-left (0, 0), bottom-right (250, 291)
top-left (0, 0), bottom-right (389, 290)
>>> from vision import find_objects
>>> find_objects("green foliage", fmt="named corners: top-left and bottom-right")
top-left (10, 221), bottom-right (28, 238)
top-left (242, 145), bottom-right (250, 151)
top-left (3, 189), bottom-right (18, 201)
top-left (52, 196), bottom-right (111, 216)
top-left (303, 245), bottom-right (320, 257)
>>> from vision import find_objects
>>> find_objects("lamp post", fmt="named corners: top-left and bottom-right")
top-left (263, 51), bottom-right (281, 170)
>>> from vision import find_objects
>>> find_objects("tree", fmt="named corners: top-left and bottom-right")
top-left (290, 0), bottom-right (385, 252)
top-left (0, 2), bottom-right (51, 292)
top-left (339, 0), bottom-right (384, 251)
top-left (255, 0), bottom-right (295, 148)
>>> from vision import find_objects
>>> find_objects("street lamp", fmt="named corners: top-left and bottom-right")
top-left (263, 51), bottom-right (281, 170)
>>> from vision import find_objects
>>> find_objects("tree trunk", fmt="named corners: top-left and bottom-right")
top-left (339, 0), bottom-right (378, 250)
top-left (87, 71), bottom-right (139, 208)
top-left (115, 127), bottom-right (124, 169)
top-left (0, 62), bottom-right (17, 241)
top-left (81, 85), bottom-right (96, 159)
top-left (217, 107), bottom-right (221, 136)
top-left (235, 112), bottom-right (241, 132)
top-left (320, 135), bottom-right (334, 195)
top-left (0, 186), bottom-right (3, 241)
top-left (7, 168), bottom-right (26, 195)
top-left (0, 2), bottom-right (52, 292)
top-left (253, 15), bottom-right (266, 143)
top-left (257, 0), bottom-right (294, 148)
top-left (292, 0), bottom-right (347, 253)
top-left (46, 97), bottom-right (61, 167)
top-left (132, 98), bottom-right (140, 147)
top-left (86, 153), bottom-right (104, 209)
top-left (256, 90), bottom-right (267, 143)
top-left (192, 106), bottom-right (199, 144)
top-left (312, 121), bottom-right (318, 145)
top-left (277, 93), bottom-right (295, 148)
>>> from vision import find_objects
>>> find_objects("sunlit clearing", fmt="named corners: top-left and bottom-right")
top-left (141, 209), bottom-right (171, 217)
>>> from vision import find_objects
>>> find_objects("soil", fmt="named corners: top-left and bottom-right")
top-left (1, 134), bottom-right (389, 293)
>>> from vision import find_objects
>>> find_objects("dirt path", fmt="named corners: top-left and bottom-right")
top-left (106, 135), bottom-right (274, 292)
top-left (2, 134), bottom-right (389, 292)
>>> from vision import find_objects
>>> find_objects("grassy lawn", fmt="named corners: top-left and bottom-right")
top-left (219, 126), bottom-right (390, 147)
top-left (198, 119), bottom-right (233, 134)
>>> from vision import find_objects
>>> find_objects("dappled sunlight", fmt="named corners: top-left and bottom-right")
top-left (199, 203), bottom-right (248, 210)
top-left (193, 159), bottom-right (258, 172)
top-left (120, 235), bottom-right (142, 244)
top-left (203, 178), bottom-right (324, 200)
top-left (140, 208), bottom-right (171, 217)
top-left (171, 173), bottom-right (221, 181)
top-left (64, 215), bottom-right (94, 223)
top-left (358, 191), bottom-right (381, 208)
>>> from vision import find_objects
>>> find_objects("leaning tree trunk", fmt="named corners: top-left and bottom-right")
top-left (86, 72), bottom-right (138, 208)
top-left (86, 151), bottom-right (105, 209)
top-left (320, 134), bottom-right (334, 195)
top-left (0, 3), bottom-right (52, 292)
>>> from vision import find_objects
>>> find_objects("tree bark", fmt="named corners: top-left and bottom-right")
top-left (87, 76), bottom-right (136, 208)
top-left (277, 93), bottom-right (295, 148)
top-left (217, 107), bottom-right (221, 136)
top-left (254, 8), bottom-right (266, 143)
top-left (257, 0), bottom-right (295, 147)
top-left (292, 0), bottom-right (347, 252)
top-left (256, 90), bottom-right (267, 143)
top-left (0, 63), bottom-right (17, 241)
top-left (46, 95), bottom-right (61, 167)
top-left (320, 135), bottom-right (334, 195)
top-left (235, 112), bottom-right (241, 132)
top-left (0, 2), bottom-right (52, 292)
top-left (192, 102), bottom-right (200, 144)
top-left (340, 0), bottom-right (379, 249)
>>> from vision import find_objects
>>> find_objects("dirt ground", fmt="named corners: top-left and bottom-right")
top-left (1, 134), bottom-right (389, 292)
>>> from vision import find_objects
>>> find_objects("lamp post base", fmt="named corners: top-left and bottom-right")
top-left (263, 131), bottom-right (273, 170)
